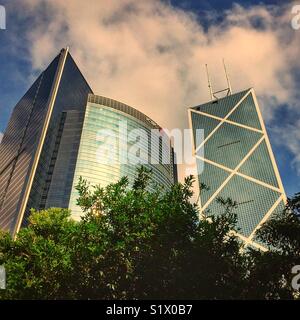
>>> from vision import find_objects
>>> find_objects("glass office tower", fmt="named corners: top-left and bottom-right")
top-left (0, 49), bottom-right (177, 235)
top-left (0, 48), bottom-right (93, 236)
top-left (189, 88), bottom-right (286, 250)
top-left (69, 94), bottom-right (177, 219)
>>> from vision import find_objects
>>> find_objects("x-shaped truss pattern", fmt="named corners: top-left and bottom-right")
top-left (188, 88), bottom-right (286, 251)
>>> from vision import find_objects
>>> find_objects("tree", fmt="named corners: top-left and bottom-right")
top-left (0, 209), bottom-right (77, 299)
top-left (244, 193), bottom-right (300, 299)
top-left (0, 167), bottom-right (299, 300)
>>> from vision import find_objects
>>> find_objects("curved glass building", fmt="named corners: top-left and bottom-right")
top-left (69, 94), bottom-right (177, 219)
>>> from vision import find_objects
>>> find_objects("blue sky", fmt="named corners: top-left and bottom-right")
top-left (0, 0), bottom-right (299, 197)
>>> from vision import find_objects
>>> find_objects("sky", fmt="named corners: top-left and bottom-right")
top-left (0, 0), bottom-right (299, 196)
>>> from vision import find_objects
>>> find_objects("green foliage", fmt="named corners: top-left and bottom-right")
top-left (0, 167), bottom-right (299, 300)
top-left (0, 208), bottom-right (76, 299)
top-left (244, 193), bottom-right (300, 299)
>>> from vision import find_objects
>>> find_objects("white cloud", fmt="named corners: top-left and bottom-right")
top-left (272, 121), bottom-right (300, 176)
top-left (15, 0), bottom-right (300, 178)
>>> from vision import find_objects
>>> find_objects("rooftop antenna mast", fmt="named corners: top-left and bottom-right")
top-left (204, 60), bottom-right (233, 101)
top-left (205, 64), bottom-right (214, 101)
top-left (223, 58), bottom-right (232, 95)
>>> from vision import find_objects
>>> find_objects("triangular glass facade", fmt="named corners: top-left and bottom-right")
top-left (190, 89), bottom-right (286, 248)
top-left (198, 161), bottom-right (230, 206)
top-left (238, 140), bottom-right (279, 188)
top-left (193, 89), bottom-right (250, 118)
top-left (228, 94), bottom-right (262, 130)
top-left (191, 111), bottom-right (220, 144)
top-left (206, 175), bottom-right (281, 237)
top-left (197, 121), bottom-right (263, 169)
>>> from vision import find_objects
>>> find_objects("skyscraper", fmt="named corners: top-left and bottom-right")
top-left (0, 48), bottom-right (177, 236)
top-left (189, 88), bottom-right (286, 250)
top-left (0, 48), bottom-right (93, 236)
top-left (68, 94), bottom-right (177, 220)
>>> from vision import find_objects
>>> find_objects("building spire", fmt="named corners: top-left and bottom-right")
top-left (204, 60), bottom-right (233, 101)
top-left (205, 64), bottom-right (214, 101)
top-left (223, 58), bottom-right (232, 95)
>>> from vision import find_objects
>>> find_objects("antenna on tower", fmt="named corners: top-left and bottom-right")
top-left (204, 60), bottom-right (233, 101)
top-left (223, 58), bottom-right (232, 95)
top-left (205, 64), bottom-right (213, 101)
